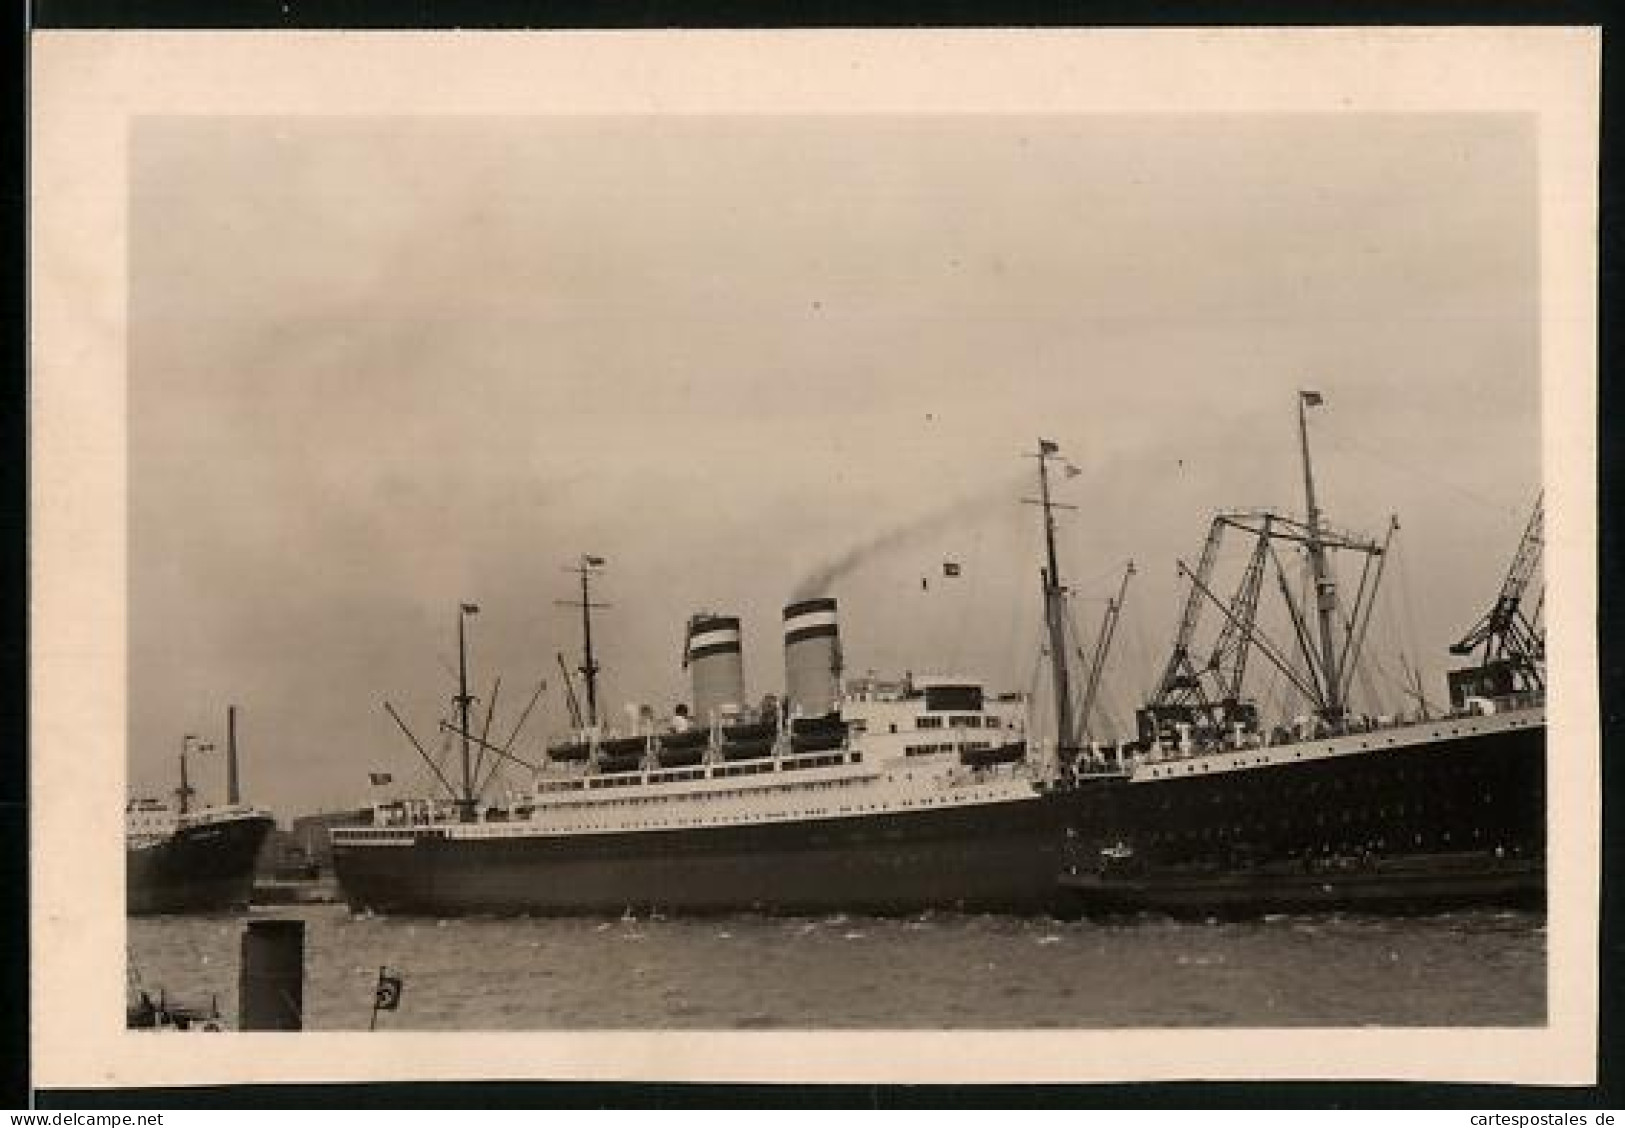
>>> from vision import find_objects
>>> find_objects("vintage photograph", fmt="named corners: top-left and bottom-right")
top-left (30, 30), bottom-right (1598, 1088)
top-left (122, 110), bottom-right (1546, 1030)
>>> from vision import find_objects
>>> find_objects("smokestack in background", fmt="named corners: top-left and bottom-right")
top-left (783, 597), bottom-right (841, 717)
top-left (685, 613), bottom-right (745, 723)
top-left (227, 704), bottom-right (241, 806)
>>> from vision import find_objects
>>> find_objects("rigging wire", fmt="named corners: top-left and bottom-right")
top-left (1317, 426), bottom-right (1529, 519)
top-left (1388, 536), bottom-right (1437, 715)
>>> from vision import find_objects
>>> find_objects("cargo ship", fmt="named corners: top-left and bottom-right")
top-left (1057, 393), bottom-right (1546, 916)
top-left (128, 706), bottom-right (275, 915)
top-left (331, 441), bottom-right (1126, 917)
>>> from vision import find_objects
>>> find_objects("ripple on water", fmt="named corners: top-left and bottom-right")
top-left (126, 904), bottom-right (1545, 1030)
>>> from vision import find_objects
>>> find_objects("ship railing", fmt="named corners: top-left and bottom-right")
top-left (1449, 690), bottom-right (1544, 719)
top-left (1141, 702), bottom-right (1508, 764)
top-left (1498, 689), bottom-right (1544, 712)
top-left (178, 804), bottom-right (271, 828)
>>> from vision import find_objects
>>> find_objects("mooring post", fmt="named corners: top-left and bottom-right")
top-left (239, 919), bottom-right (305, 1030)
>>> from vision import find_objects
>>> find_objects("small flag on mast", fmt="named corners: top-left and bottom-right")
top-left (374, 971), bottom-right (403, 1012)
top-left (1039, 439), bottom-right (1059, 455)
top-left (460, 603), bottom-right (480, 614)
top-left (943, 561), bottom-right (962, 578)
top-left (368, 772), bottom-right (393, 786)
top-left (583, 555), bottom-right (606, 567)
top-left (1300, 389), bottom-right (1325, 407)
top-left (369, 966), bottom-right (405, 1029)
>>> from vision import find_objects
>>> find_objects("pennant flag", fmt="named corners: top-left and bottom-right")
top-left (584, 555), bottom-right (606, 567)
top-left (368, 772), bottom-right (393, 786)
top-left (1039, 439), bottom-right (1059, 455)
top-left (374, 971), bottom-right (404, 1011)
top-left (1300, 390), bottom-right (1324, 407)
top-left (943, 561), bottom-right (962, 578)
top-left (460, 602), bottom-right (480, 615)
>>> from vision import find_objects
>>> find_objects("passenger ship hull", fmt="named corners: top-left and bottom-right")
top-left (1058, 707), bottom-right (1545, 917)
top-left (127, 813), bottom-right (275, 916)
top-left (333, 790), bottom-right (1090, 917)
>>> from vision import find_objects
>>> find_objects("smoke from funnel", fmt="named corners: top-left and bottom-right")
top-left (790, 471), bottom-right (1028, 601)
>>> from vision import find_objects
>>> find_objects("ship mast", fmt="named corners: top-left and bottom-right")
top-left (455, 602), bottom-right (480, 819)
top-left (1032, 440), bottom-right (1078, 753)
top-left (1080, 560), bottom-right (1135, 742)
top-left (176, 734), bottom-right (197, 815)
top-left (557, 556), bottom-right (609, 728)
top-left (1297, 390), bottom-right (1344, 720)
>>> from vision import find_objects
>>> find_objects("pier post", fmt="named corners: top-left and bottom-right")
top-left (239, 919), bottom-right (304, 1030)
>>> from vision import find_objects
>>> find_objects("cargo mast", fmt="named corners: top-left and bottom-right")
top-left (454, 602), bottom-right (479, 819)
top-left (1297, 389), bottom-right (1344, 721)
top-left (1030, 440), bottom-right (1078, 754)
top-left (557, 556), bottom-right (609, 728)
top-left (176, 735), bottom-right (196, 815)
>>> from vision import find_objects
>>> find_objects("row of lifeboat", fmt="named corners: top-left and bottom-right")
top-left (545, 713), bottom-right (848, 772)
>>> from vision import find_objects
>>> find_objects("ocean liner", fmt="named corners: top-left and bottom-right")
top-left (1057, 392), bottom-right (1546, 916)
top-left (331, 442), bottom-right (1125, 917)
top-left (128, 706), bottom-right (275, 915)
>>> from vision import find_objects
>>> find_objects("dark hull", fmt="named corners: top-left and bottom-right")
top-left (1060, 854), bottom-right (1543, 916)
top-left (334, 790), bottom-right (1090, 917)
top-left (1059, 716), bottom-right (1545, 918)
top-left (128, 814), bottom-right (275, 916)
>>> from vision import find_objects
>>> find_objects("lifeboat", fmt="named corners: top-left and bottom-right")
top-left (546, 740), bottom-right (591, 762)
top-left (720, 719), bottom-right (777, 761)
top-left (656, 747), bottom-right (705, 768)
top-left (595, 735), bottom-right (648, 774)
top-left (959, 741), bottom-right (1026, 768)
top-left (656, 728), bottom-right (707, 767)
top-left (790, 713), bottom-right (847, 754)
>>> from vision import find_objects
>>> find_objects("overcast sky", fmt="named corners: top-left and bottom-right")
top-left (128, 114), bottom-right (1540, 816)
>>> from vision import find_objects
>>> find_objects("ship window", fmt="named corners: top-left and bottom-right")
top-left (917, 716), bottom-right (943, 729)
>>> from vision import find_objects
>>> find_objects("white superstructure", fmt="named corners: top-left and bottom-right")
top-left (340, 675), bottom-right (1053, 845)
top-left (126, 798), bottom-right (274, 850)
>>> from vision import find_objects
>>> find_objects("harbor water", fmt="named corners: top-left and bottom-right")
top-left (128, 905), bottom-right (1544, 1029)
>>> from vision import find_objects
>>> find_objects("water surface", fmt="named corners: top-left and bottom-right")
top-left (128, 905), bottom-right (1544, 1030)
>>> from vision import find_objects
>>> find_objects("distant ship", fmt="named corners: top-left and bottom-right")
top-left (331, 442), bottom-right (1126, 917)
top-left (1057, 393), bottom-right (1546, 916)
top-left (127, 706), bottom-right (275, 915)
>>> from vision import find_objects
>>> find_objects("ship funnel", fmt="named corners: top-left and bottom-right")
top-left (783, 597), bottom-right (841, 717)
top-left (227, 705), bottom-right (241, 806)
top-left (685, 613), bottom-right (746, 724)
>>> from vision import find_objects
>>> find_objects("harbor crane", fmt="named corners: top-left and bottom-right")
top-left (1447, 493), bottom-right (1544, 706)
